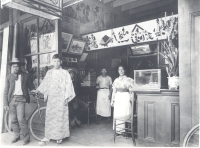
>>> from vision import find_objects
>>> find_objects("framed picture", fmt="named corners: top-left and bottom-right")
top-left (130, 44), bottom-right (151, 55)
top-left (62, 32), bottom-right (73, 53)
top-left (68, 39), bottom-right (86, 55)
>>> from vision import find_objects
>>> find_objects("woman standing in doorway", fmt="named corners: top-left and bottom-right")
top-left (111, 64), bottom-right (134, 134)
top-left (33, 54), bottom-right (75, 145)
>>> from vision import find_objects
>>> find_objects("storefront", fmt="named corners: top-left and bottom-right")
top-left (0, 0), bottom-right (199, 147)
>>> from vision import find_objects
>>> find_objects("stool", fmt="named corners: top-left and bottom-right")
top-left (114, 116), bottom-right (136, 146)
top-left (113, 92), bottom-right (137, 146)
top-left (80, 95), bottom-right (97, 125)
top-left (86, 101), bottom-right (97, 125)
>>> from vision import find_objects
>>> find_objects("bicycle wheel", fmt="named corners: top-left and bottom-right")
top-left (4, 111), bottom-right (15, 134)
top-left (30, 107), bottom-right (46, 141)
top-left (183, 124), bottom-right (199, 147)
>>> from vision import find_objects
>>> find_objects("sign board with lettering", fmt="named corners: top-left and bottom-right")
top-left (82, 15), bottom-right (178, 51)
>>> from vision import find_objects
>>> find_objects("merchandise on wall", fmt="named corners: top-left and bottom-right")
top-left (68, 39), bottom-right (86, 55)
top-left (62, 0), bottom-right (115, 35)
top-left (62, 16), bottom-right (80, 37)
top-left (130, 44), bottom-right (151, 55)
top-left (62, 32), bottom-right (73, 53)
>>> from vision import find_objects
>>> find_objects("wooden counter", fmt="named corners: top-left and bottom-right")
top-left (130, 89), bottom-right (180, 145)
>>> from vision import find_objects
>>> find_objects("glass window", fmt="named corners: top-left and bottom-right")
top-left (23, 17), bottom-right (56, 87)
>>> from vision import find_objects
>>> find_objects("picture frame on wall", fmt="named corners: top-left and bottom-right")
top-left (68, 39), bottom-right (86, 55)
top-left (130, 44), bottom-right (151, 55)
top-left (62, 32), bottom-right (73, 53)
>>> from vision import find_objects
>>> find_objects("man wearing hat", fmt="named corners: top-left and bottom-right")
top-left (3, 58), bottom-right (35, 145)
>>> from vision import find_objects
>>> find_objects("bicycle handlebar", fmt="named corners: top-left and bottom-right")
top-left (30, 93), bottom-right (43, 100)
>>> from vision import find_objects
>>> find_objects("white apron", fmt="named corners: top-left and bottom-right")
top-left (96, 89), bottom-right (111, 117)
top-left (113, 92), bottom-right (132, 133)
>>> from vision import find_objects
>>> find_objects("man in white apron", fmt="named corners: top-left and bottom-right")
top-left (96, 68), bottom-right (112, 120)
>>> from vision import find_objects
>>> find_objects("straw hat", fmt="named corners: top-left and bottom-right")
top-left (8, 58), bottom-right (25, 65)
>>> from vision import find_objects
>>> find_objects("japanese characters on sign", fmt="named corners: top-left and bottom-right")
top-left (82, 15), bottom-right (178, 51)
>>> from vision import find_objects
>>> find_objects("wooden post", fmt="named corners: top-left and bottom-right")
top-left (55, 19), bottom-right (62, 57)
top-left (12, 23), bottom-right (19, 60)
top-left (0, 26), bottom-right (10, 133)
top-left (157, 42), bottom-right (160, 68)
top-left (7, 8), bottom-right (13, 75)
top-left (37, 17), bottom-right (40, 86)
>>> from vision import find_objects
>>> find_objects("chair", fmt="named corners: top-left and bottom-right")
top-left (80, 95), bottom-right (97, 126)
top-left (113, 92), bottom-right (137, 146)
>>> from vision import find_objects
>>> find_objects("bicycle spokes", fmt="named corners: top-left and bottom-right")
top-left (38, 108), bottom-right (45, 122)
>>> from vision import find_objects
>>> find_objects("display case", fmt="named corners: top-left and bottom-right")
top-left (82, 69), bottom-right (96, 87)
top-left (134, 69), bottom-right (163, 90)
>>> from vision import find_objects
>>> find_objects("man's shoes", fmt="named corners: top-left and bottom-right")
top-left (57, 139), bottom-right (62, 144)
top-left (11, 136), bottom-right (20, 143)
top-left (23, 133), bottom-right (30, 145)
top-left (23, 139), bottom-right (30, 145)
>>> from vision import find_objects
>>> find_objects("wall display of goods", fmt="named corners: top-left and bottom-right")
top-left (68, 39), bottom-right (86, 55)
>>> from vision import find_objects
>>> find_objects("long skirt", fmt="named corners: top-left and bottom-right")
top-left (45, 94), bottom-right (70, 140)
top-left (96, 89), bottom-right (111, 117)
top-left (113, 92), bottom-right (132, 133)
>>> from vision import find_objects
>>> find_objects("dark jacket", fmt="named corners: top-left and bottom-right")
top-left (3, 72), bottom-right (35, 106)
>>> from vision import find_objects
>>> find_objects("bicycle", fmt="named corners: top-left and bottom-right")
top-left (4, 93), bottom-right (46, 141)
top-left (183, 124), bottom-right (199, 147)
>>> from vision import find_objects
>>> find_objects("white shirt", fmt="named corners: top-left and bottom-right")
top-left (14, 74), bottom-right (23, 95)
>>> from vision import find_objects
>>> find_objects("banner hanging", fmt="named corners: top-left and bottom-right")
top-left (82, 15), bottom-right (178, 51)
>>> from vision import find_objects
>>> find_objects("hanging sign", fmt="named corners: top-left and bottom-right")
top-left (82, 15), bottom-right (178, 51)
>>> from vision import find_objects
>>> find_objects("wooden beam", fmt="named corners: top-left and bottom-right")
top-left (103, 0), bottom-right (113, 3)
top-left (5, 2), bottom-right (59, 20)
top-left (129, 0), bottom-right (175, 15)
top-left (113, 0), bottom-right (137, 7)
top-left (63, 0), bottom-right (73, 3)
top-left (0, 22), bottom-right (9, 31)
top-left (126, 6), bottom-right (177, 25)
top-left (84, 0), bottom-right (115, 13)
top-left (133, 4), bottom-right (177, 19)
top-left (122, 0), bottom-right (160, 11)
top-left (63, 0), bottom-right (83, 8)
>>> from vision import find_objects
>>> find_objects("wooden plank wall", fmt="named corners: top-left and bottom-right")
top-left (86, 46), bottom-right (128, 81)
top-left (86, 45), bottom-right (159, 81)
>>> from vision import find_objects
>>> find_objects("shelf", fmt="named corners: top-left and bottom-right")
top-left (129, 53), bottom-right (157, 58)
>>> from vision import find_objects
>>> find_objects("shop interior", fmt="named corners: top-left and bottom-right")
top-left (0, 0), bottom-right (199, 147)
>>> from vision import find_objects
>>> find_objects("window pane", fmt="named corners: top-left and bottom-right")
top-left (23, 18), bottom-right (37, 55)
top-left (39, 33), bottom-right (56, 53)
top-left (25, 55), bottom-right (38, 88)
top-left (39, 53), bottom-right (55, 82)
top-left (23, 17), bottom-right (55, 55)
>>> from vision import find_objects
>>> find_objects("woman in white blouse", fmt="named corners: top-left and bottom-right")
top-left (111, 64), bottom-right (134, 134)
